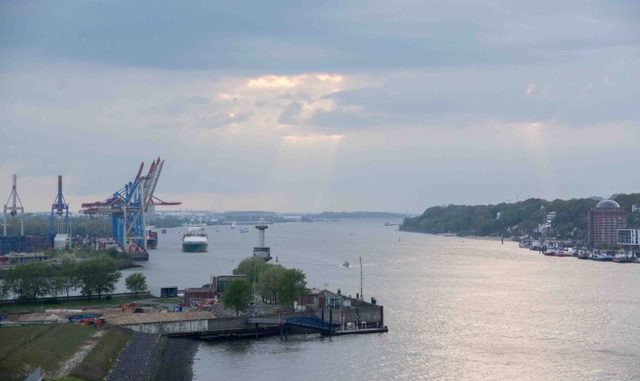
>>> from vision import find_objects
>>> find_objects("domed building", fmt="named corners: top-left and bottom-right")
top-left (595, 199), bottom-right (621, 209)
top-left (588, 199), bottom-right (628, 248)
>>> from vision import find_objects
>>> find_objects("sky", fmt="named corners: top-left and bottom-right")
top-left (1, 0), bottom-right (639, 213)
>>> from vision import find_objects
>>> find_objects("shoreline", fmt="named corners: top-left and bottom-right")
top-left (106, 332), bottom-right (199, 381)
top-left (400, 229), bottom-right (510, 242)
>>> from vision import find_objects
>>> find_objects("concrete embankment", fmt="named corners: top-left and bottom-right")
top-left (106, 331), bottom-right (198, 381)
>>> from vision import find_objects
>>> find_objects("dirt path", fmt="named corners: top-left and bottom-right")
top-left (49, 329), bottom-right (106, 379)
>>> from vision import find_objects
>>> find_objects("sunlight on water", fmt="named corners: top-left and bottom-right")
top-left (125, 220), bottom-right (640, 380)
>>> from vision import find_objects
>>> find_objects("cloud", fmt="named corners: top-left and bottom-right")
top-left (2, 1), bottom-right (638, 72)
top-left (1, 1), bottom-right (640, 212)
top-left (526, 83), bottom-right (536, 94)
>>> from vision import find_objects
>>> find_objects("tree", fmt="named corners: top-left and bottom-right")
top-left (55, 256), bottom-right (80, 301)
top-left (257, 265), bottom-right (285, 304)
top-left (76, 256), bottom-right (121, 300)
top-left (276, 268), bottom-right (307, 307)
top-left (2, 262), bottom-right (55, 302)
top-left (125, 272), bottom-right (148, 297)
top-left (222, 279), bottom-right (252, 317)
top-left (233, 257), bottom-right (268, 285)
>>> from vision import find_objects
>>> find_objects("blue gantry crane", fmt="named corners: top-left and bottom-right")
top-left (80, 157), bottom-right (180, 253)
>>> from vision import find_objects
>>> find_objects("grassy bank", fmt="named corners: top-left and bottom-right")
top-left (71, 327), bottom-right (133, 381)
top-left (0, 324), bottom-right (94, 381)
top-left (0, 324), bottom-right (134, 381)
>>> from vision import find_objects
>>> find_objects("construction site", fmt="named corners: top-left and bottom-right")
top-left (0, 157), bottom-right (180, 261)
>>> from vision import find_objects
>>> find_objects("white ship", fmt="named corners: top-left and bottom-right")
top-left (182, 225), bottom-right (208, 252)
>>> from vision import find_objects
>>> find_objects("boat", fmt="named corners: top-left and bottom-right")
top-left (182, 226), bottom-right (208, 252)
top-left (530, 241), bottom-right (543, 251)
top-left (239, 227), bottom-right (249, 233)
top-left (161, 229), bottom-right (167, 234)
top-left (613, 252), bottom-right (635, 263)
top-left (518, 241), bottom-right (531, 249)
top-left (342, 261), bottom-right (350, 268)
top-left (589, 251), bottom-right (613, 261)
top-left (147, 230), bottom-right (158, 250)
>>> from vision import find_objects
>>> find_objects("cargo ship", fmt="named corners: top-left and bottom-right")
top-left (147, 230), bottom-right (158, 250)
top-left (182, 226), bottom-right (208, 252)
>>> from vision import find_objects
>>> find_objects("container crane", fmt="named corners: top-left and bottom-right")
top-left (50, 175), bottom-right (70, 237)
top-left (80, 157), bottom-right (180, 253)
top-left (3, 175), bottom-right (24, 236)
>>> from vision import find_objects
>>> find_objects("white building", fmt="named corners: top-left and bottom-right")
top-left (618, 229), bottom-right (640, 246)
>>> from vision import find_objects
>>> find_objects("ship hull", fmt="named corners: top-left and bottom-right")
top-left (182, 242), bottom-right (208, 252)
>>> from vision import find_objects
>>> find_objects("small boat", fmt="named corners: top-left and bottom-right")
top-left (239, 228), bottom-right (249, 233)
top-left (161, 229), bottom-right (167, 234)
top-left (231, 221), bottom-right (236, 230)
top-left (589, 252), bottom-right (613, 261)
top-left (342, 261), bottom-right (350, 268)
top-left (613, 253), bottom-right (635, 263)
top-left (577, 250), bottom-right (590, 259)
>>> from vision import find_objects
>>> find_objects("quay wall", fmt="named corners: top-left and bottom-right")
top-left (120, 317), bottom-right (244, 334)
top-left (119, 307), bottom-right (384, 337)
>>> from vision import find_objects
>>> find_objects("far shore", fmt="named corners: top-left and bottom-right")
top-left (401, 229), bottom-right (513, 242)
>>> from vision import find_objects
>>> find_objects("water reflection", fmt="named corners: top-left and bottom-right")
top-left (134, 220), bottom-right (640, 380)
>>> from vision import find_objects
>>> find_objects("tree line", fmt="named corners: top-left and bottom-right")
top-left (401, 194), bottom-right (640, 240)
top-left (1, 256), bottom-right (148, 303)
top-left (223, 257), bottom-right (308, 316)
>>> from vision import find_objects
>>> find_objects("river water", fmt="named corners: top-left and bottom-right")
top-left (120, 219), bottom-right (640, 380)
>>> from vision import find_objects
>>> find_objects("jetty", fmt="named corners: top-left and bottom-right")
top-left (111, 289), bottom-right (387, 341)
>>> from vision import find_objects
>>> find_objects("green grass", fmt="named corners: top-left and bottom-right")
top-left (0, 296), bottom-right (142, 313)
top-left (0, 324), bottom-right (94, 381)
top-left (0, 325), bottom-right (52, 360)
top-left (71, 327), bottom-right (132, 381)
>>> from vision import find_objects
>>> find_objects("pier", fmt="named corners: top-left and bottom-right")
top-left (114, 313), bottom-right (387, 341)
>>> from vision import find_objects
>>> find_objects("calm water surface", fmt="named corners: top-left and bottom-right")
top-left (121, 219), bottom-right (640, 380)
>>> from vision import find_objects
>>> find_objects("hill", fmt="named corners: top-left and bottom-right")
top-left (400, 194), bottom-right (640, 239)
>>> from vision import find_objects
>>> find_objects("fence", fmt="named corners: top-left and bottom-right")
top-left (0, 292), bottom-right (152, 306)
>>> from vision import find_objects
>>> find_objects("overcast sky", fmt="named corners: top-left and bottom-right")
top-left (1, 1), bottom-right (639, 213)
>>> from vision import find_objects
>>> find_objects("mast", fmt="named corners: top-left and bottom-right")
top-left (359, 256), bottom-right (363, 301)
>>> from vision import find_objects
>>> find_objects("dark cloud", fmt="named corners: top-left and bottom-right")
top-left (1, 1), bottom-right (638, 71)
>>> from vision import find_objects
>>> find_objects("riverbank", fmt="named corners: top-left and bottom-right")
top-left (105, 332), bottom-right (198, 381)
top-left (401, 230), bottom-right (508, 242)
top-left (0, 324), bottom-right (198, 381)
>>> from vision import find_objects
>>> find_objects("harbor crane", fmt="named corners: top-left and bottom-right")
top-left (80, 157), bottom-right (180, 252)
top-left (50, 175), bottom-right (70, 238)
top-left (3, 175), bottom-right (25, 236)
